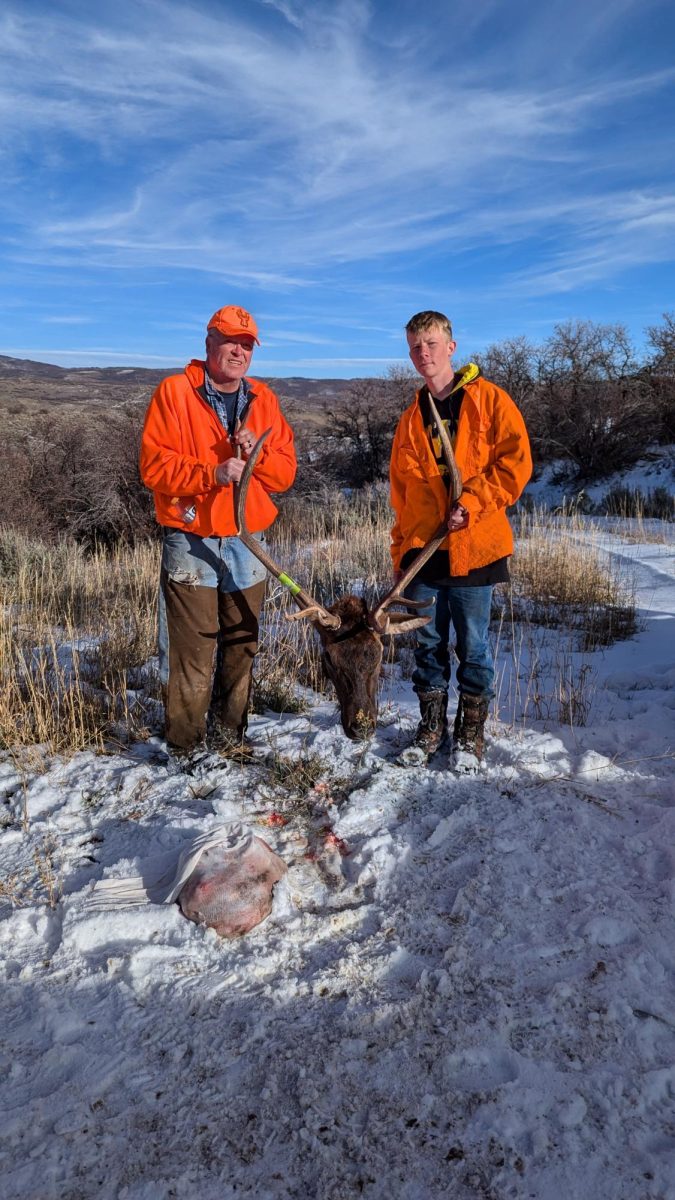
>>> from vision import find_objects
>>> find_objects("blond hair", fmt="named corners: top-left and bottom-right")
top-left (405, 310), bottom-right (453, 340)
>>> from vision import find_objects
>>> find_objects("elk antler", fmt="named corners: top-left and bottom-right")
top-left (234, 430), bottom-right (341, 630)
top-left (427, 393), bottom-right (463, 504)
top-left (368, 523), bottom-right (446, 635)
top-left (369, 390), bottom-right (464, 635)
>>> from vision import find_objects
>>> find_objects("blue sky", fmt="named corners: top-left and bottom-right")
top-left (1, 0), bottom-right (674, 377)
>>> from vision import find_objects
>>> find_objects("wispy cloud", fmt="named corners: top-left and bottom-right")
top-left (258, 0), bottom-right (305, 30)
top-left (43, 315), bottom-right (93, 325)
top-left (3, 347), bottom-right (182, 365)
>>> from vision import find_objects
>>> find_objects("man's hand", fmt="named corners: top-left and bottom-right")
top-left (232, 427), bottom-right (256, 457)
top-left (447, 501), bottom-right (469, 533)
top-left (215, 458), bottom-right (246, 485)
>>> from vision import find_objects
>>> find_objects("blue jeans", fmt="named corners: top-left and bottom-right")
top-left (404, 581), bottom-right (495, 698)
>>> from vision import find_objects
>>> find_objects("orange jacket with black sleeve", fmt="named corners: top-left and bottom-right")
top-left (140, 361), bottom-right (296, 537)
top-left (390, 367), bottom-right (532, 577)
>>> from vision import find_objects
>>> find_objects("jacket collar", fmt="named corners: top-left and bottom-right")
top-left (415, 362), bottom-right (482, 423)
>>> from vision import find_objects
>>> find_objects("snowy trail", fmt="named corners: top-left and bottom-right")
top-left (571, 527), bottom-right (675, 628)
top-left (563, 530), bottom-right (675, 731)
top-left (1, 529), bottom-right (674, 1199)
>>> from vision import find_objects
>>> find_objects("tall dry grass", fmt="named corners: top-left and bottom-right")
top-left (273, 485), bottom-right (393, 603)
top-left (0, 531), bottom-right (159, 756)
top-left (508, 508), bottom-right (638, 649)
top-left (0, 497), bottom-right (646, 757)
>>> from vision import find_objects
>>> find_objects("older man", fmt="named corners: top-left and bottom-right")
top-left (140, 305), bottom-right (296, 759)
top-left (390, 310), bottom-right (532, 770)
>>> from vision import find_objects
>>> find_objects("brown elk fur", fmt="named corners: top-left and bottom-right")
top-left (314, 595), bottom-right (384, 740)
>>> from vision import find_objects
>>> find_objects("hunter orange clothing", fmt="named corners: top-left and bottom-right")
top-left (140, 360), bottom-right (296, 537)
top-left (390, 372), bottom-right (532, 577)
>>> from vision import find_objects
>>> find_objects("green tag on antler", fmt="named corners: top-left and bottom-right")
top-left (278, 572), bottom-right (302, 596)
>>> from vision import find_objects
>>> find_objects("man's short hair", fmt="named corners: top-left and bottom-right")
top-left (405, 311), bottom-right (453, 340)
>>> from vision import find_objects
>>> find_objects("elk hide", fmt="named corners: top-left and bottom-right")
top-left (178, 837), bottom-right (287, 938)
top-left (88, 822), bottom-right (287, 938)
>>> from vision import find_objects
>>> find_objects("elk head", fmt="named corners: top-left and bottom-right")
top-left (235, 415), bottom-right (461, 740)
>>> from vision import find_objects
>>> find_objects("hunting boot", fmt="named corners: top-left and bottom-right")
top-left (452, 694), bottom-right (489, 771)
top-left (413, 689), bottom-right (449, 756)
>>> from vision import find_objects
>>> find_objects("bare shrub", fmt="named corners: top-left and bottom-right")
top-left (3, 403), bottom-right (155, 546)
top-left (532, 320), bottom-right (659, 478)
top-left (313, 366), bottom-right (416, 486)
top-left (645, 312), bottom-right (675, 443)
top-left (0, 437), bottom-right (52, 539)
top-left (602, 486), bottom-right (674, 521)
top-left (647, 311), bottom-right (675, 372)
top-left (478, 335), bottom-right (537, 411)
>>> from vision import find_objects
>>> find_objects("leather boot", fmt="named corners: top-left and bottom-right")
top-left (452, 694), bottom-right (489, 762)
top-left (412, 690), bottom-right (449, 756)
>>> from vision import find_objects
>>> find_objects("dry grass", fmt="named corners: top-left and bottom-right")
top-left (507, 509), bottom-right (638, 648)
top-left (273, 485), bottom-right (392, 605)
top-left (0, 833), bottom-right (62, 909)
top-left (0, 495), bottom-right (649, 758)
top-left (493, 617), bottom-right (598, 730)
top-left (0, 529), bottom-right (159, 757)
top-left (490, 509), bottom-right (641, 728)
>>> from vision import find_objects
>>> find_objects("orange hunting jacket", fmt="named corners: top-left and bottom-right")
top-left (390, 372), bottom-right (532, 577)
top-left (140, 361), bottom-right (296, 537)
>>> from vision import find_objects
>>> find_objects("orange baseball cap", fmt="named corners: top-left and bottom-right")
top-left (207, 305), bottom-right (260, 345)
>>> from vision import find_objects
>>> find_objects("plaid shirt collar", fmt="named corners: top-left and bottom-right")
top-left (203, 372), bottom-right (251, 434)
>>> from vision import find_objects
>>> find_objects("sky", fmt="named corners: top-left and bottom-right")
top-left (1, 0), bottom-right (674, 377)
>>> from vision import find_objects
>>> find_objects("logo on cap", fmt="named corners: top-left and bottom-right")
top-left (207, 305), bottom-right (260, 344)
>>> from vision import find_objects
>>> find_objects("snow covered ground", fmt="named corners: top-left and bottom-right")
top-left (1, 530), bottom-right (674, 1200)
top-left (525, 445), bottom-right (673, 512)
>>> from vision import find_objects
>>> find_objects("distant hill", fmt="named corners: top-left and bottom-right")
top-left (0, 354), bottom-right (356, 424)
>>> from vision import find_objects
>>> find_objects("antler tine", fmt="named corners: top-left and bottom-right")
top-left (234, 430), bottom-right (341, 630)
top-left (369, 388), bottom-right (465, 634)
top-left (427, 393), bottom-right (463, 504)
top-left (368, 520), bottom-right (446, 633)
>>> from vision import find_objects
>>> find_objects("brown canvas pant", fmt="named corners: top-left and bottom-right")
top-left (162, 573), bottom-right (266, 751)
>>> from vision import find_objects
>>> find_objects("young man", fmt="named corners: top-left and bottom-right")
top-left (390, 310), bottom-right (532, 769)
top-left (140, 305), bottom-right (296, 759)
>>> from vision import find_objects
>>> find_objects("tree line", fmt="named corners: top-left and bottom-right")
top-left (310, 314), bottom-right (674, 490)
top-left (1, 314), bottom-right (672, 548)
